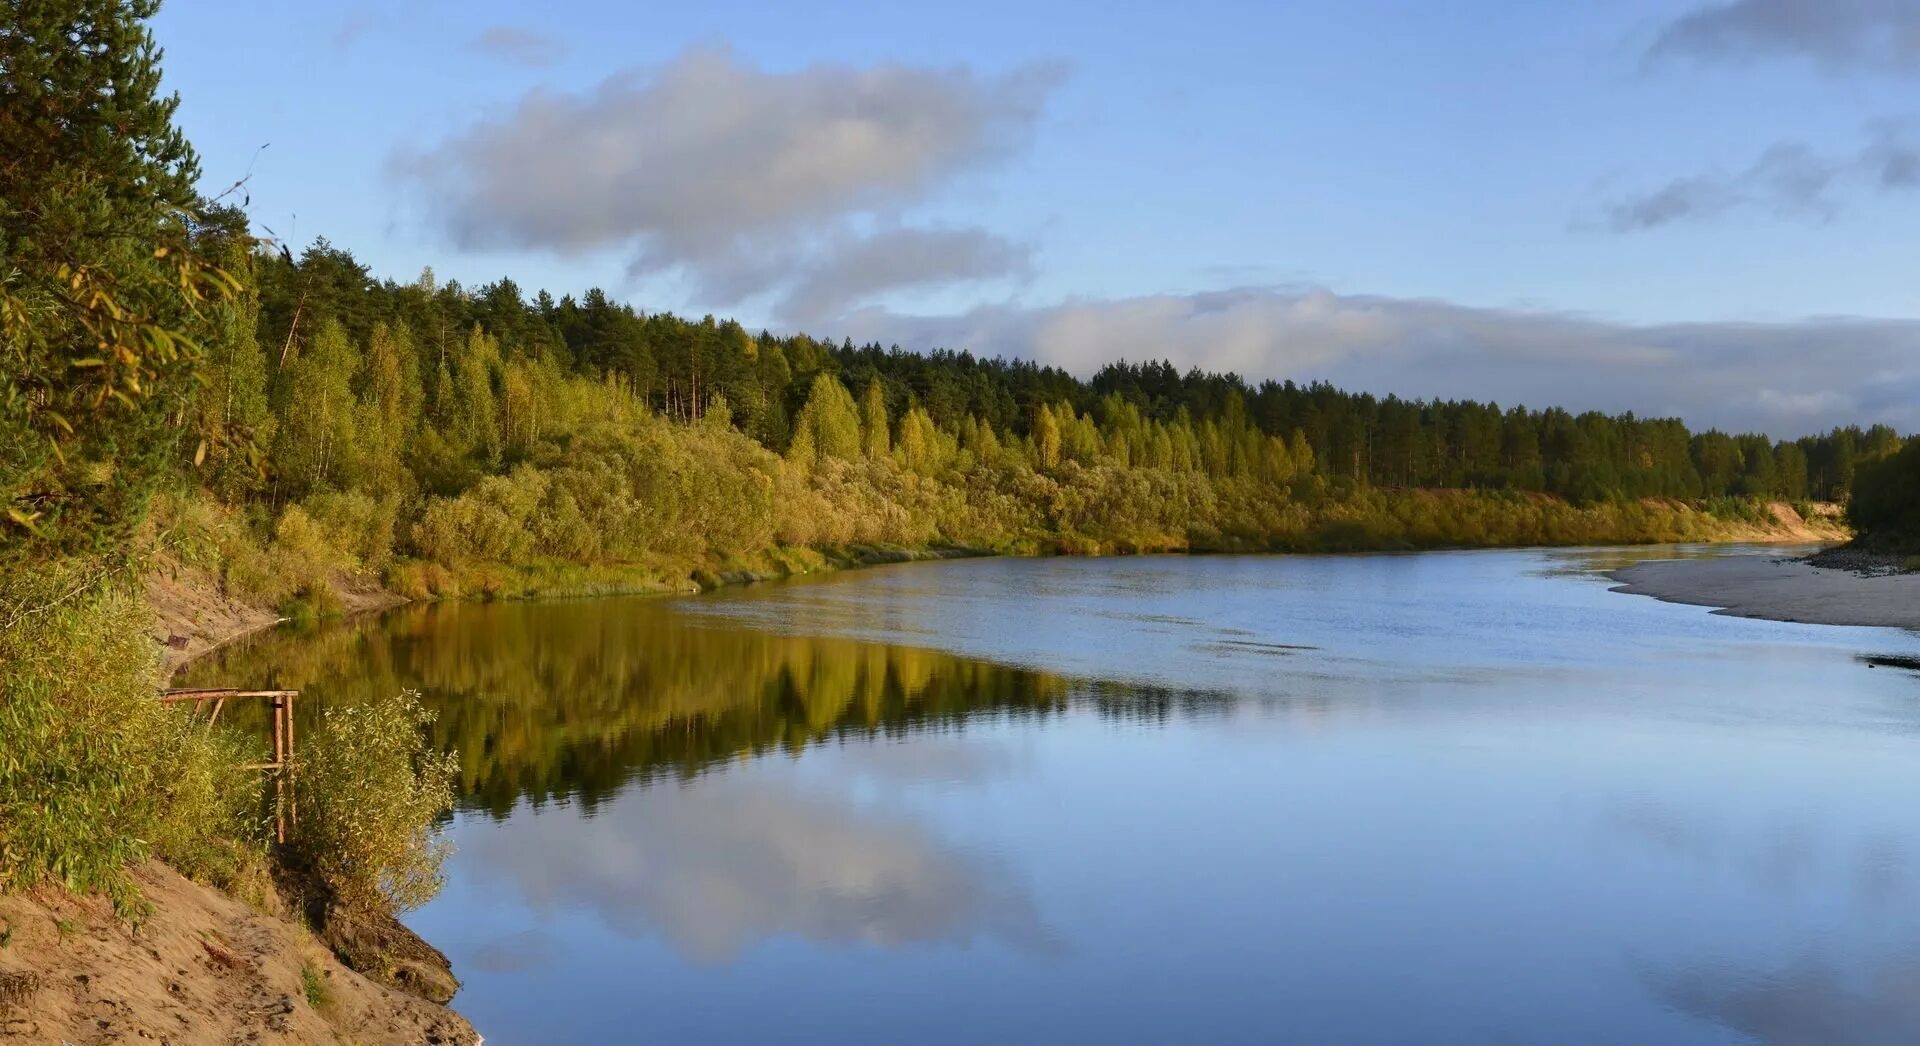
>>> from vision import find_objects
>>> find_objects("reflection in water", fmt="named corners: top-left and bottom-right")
top-left (466, 773), bottom-right (1053, 963)
top-left (1646, 954), bottom-right (1920, 1046)
top-left (1597, 790), bottom-right (1920, 913)
top-left (179, 598), bottom-right (1224, 816)
top-left (463, 929), bottom-right (553, 975)
top-left (1861, 653), bottom-right (1920, 673)
top-left (177, 552), bottom-right (1920, 1043)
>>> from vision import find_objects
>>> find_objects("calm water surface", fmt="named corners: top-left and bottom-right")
top-left (187, 548), bottom-right (1920, 1044)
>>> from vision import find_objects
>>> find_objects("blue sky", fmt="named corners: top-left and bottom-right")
top-left (150, 1), bottom-right (1920, 436)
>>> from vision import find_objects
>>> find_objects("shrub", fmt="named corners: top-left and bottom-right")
top-left (300, 492), bottom-right (400, 573)
top-left (290, 692), bottom-right (458, 913)
top-left (0, 562), bottom-right (265, 913)
top-left (148, 720), bottom-right (270, 893)
top-left (301, 961), bottom-right (332, 1011)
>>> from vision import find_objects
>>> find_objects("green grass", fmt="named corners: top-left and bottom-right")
top-left (300, 961), bottom-right (331, 1011)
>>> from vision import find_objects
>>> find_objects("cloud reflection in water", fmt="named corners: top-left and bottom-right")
top-left (464, 767), bottom-right (1055, 964)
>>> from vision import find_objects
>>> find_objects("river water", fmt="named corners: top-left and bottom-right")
top-left (184, 548), bottom-right (1920, 1044)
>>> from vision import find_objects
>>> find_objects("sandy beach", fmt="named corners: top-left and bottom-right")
top-left (1609, 554), bottom-right (1920, 629)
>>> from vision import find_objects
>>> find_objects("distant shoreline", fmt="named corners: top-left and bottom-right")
top-left (1608, 553), bottom-right (1920, 629)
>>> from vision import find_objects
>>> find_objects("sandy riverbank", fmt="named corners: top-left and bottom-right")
top-left (1609, 553), bottom-right (1920, 629)
top-left (0, 862), bottom-right (478, 1044)
top-left (0, 567), bottom-right (478, 1045)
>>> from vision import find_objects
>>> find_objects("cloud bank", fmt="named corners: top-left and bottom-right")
top-left (395, 47), bottom-right (1059, 321)
top-left (828, 287), bottom-right (1920, 438)
top-left (1652, 0), bottom-right (1920, 75)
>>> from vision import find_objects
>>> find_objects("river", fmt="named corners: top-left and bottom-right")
top-left (183, 548), bottom-right (1920, 1044)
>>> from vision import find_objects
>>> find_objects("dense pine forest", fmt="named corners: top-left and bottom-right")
top-left (89, 224), bottom-right (1882, 609)
top-left (246, 235), bottom-right (1892, 505)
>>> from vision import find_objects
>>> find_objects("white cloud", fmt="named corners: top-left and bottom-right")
top-left (394, 46), bottom-right (1060, 319)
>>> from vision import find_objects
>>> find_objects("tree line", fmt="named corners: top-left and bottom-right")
top-left (181, 234), bottom-right (1895, 521)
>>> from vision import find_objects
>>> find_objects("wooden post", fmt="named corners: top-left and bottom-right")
top-left (272, 692), bottom-right (285, 844)
top-left (286, 692), bottom-right (297, 833)
top-left (158, 688), bottom-right (299, 845)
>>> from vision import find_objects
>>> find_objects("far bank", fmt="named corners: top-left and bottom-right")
top-left (1610, 552), bottom-right (1920, 629)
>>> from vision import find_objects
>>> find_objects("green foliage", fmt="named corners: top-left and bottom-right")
top-left (300, 961), bottom-right (331, 1011)
top-left (175, 232), bottom-right (1879, 594)
top-left (1847, 437), bottom-right (1920, 547)
top-left (861, 380), bottom-right (891, 459)
top-left (1703, 496), bottom-right (1771, 525)
top-left (146, 720), bottom-right (269, 892)
top-left (0, 564), bottom-right (266, 913)
top-left (272, 318), bottom-right (360, 498)
top-left (0, 0), bottom-right (237, 559)
top-left (289, 692), bottom-right (457, 914)
top-left (191, 230), bottom-right (273, 502)
top-left (788, 373), bottom-right (863, 467)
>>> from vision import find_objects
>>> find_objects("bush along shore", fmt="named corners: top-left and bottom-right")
top-left (1601, 432), bottom-right (1920, 630)
top-left (0, 560), bottom-right (478, 1043)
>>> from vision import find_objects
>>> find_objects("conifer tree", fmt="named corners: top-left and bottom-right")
top-left (1, 0), bottom-right (235, 558)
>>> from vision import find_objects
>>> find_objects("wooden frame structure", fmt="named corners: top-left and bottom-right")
top-left (160, 688), bottom-right (299, 843)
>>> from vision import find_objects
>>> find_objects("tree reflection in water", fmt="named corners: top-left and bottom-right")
top-left (177, 597), bottom-right (1226, 817)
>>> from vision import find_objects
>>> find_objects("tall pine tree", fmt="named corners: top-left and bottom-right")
top-left (1, 0), bottom-right (236, 561)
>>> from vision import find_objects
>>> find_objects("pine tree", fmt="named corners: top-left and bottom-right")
top-left (1, 0), bottom-right (235, 558)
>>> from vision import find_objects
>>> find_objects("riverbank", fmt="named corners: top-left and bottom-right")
top-left (26, 541), bottom-right (972, 1042)
top-left (0, 567), bottom-right (480, 1044)
top-left (146, 555), bottom-right (411, 674)
top-left (203, 494), bottom-right (1848, 615)
top-left (0, 862), bottom-right (477, 1044)
top-left (1609, 552), bottom-right (1920, 629)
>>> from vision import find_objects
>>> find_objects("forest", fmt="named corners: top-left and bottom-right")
top-left (50, 223), bottom-right (1888, 611)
